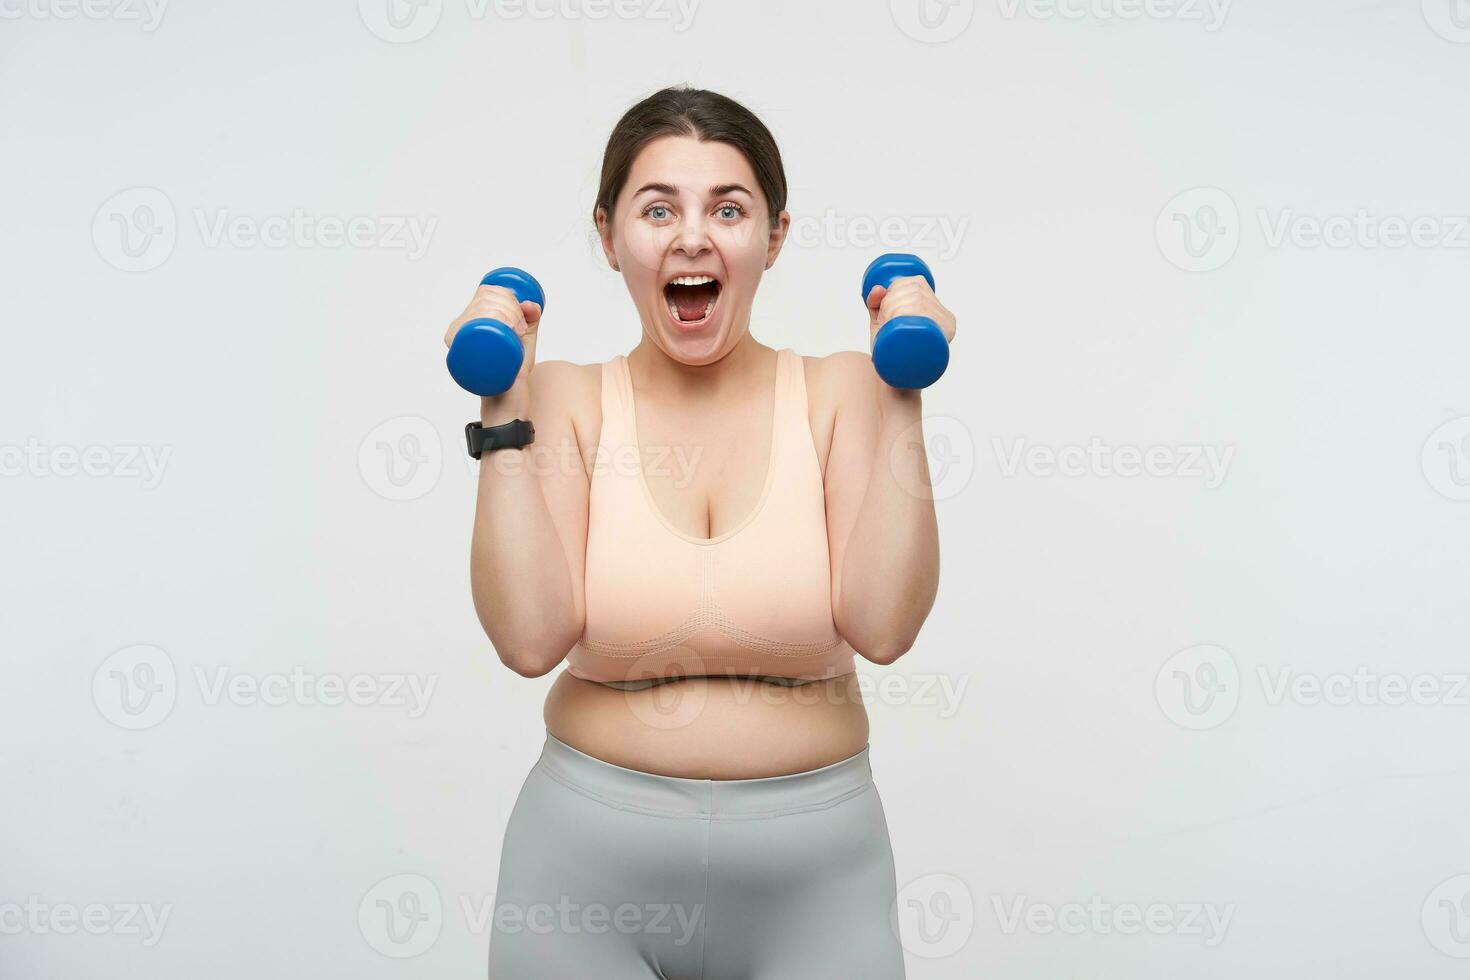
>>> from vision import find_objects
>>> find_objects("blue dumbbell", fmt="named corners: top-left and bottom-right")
top-left (861, 253), bottom-right (949, 389)
top-left (446, 267), bottom-right (546, 396)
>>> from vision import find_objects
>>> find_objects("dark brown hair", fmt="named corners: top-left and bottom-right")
top-left (594, 86), bottom-right (788, 230)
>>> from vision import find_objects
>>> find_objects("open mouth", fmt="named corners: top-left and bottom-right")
top-left (663, 275), bottom-right (722, 328)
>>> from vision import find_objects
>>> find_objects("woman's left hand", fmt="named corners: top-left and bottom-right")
top-left (863, 274), bottom-right (957, 351)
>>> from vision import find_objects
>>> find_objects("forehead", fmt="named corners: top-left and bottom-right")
top-left (623, 135), bottom-right (758, 195)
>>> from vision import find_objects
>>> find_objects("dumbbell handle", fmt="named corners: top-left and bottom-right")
top-left (861, 253), bottom-right (949, 390)
top-left (446, 267), bottom-right (546, 397)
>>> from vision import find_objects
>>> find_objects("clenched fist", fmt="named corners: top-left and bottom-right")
top-left (863, 274), bottom-right (957, 352)
top-left (443, 282), bottom-right (544, 405)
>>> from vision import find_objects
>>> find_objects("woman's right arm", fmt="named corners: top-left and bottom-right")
top-left (445, 286), bottom-right (592, 677)
top-left (468, 363), bottom-right (591, 676)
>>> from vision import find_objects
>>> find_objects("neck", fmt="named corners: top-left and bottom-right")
top-left (627, 331), bottom-right (776, 400)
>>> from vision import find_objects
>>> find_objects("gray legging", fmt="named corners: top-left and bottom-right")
top-left (487, 730), bottom-right (907, 979)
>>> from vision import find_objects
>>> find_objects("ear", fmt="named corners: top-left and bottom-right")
top-left (595, 205), bottom-right (620, 271)
top-left (764, 210), bottom-right (791, 270)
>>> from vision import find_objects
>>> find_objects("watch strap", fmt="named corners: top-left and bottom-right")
top-left (465, 418), bottom-right (535, 459)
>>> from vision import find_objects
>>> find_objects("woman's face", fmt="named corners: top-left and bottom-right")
top-left (599, 135), bottom-right (789, 365)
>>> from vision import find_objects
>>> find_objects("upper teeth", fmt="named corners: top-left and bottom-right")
top-left (670, 276), bottom-right (715, 286)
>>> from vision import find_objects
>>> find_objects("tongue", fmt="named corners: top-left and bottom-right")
top-left (672, 282), bottom-right (717, 321)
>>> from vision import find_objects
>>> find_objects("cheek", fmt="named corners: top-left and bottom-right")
top-left (715, 226), bottom-right (769, 279)
top-left (618, 223), bottom-right (672, 282)
top-left (717, 220), bottom-right (767, 259)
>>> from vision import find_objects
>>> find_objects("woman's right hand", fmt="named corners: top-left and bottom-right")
top-left (443, 283), bottom-right (544, 417)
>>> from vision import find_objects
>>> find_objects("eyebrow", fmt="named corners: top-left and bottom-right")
top-left (631, 182), bottom-right (755, 199)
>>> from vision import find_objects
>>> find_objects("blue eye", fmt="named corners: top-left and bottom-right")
top-left (716, 203), bottom-right (744, 220)
top-left (644, 205), bottom-right (672, 221)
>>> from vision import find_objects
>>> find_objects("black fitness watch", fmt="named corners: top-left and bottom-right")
top-left (465, 418), bottom-right (535, 459)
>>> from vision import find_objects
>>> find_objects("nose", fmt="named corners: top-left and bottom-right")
top-left (671, 212), bottom-right (712, 258)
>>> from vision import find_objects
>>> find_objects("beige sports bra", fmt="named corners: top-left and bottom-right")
top-left (566, 348), bottom-right (857, 690)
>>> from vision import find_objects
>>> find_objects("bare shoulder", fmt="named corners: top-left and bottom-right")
top-left (801, 349), bottom-right (875, 418)
top-left (529, 358), bottom-right (601, 401)
top-left (799, 350), bottom-right (876, 474)
top-left (528, 358), bottom-right (604, 455)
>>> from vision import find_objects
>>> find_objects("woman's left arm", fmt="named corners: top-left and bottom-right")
top-left (820, 275), bottom-right (956, 664)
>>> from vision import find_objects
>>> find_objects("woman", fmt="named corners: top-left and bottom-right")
top-left (446, 86), bottom-right (953, 979)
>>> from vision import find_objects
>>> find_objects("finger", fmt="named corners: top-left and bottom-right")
top-left (519, 300), bottom-right (543, 331)
top-left (864, 283), bottom-right (888, 312)
top-left (474, 283), bottom-right (517, 304)
top-left (444, 316), bottom-right (478, 348)
top-left (884, 275), bottom-right (932, 296)
top-left (466, 298), bottom-right (523, 327)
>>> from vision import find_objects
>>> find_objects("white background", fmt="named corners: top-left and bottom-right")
top-left (3, 0), bottom-right (1469, 976)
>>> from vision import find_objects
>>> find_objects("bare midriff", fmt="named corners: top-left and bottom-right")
top-left (543, 668), bottom-right (870, 779)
